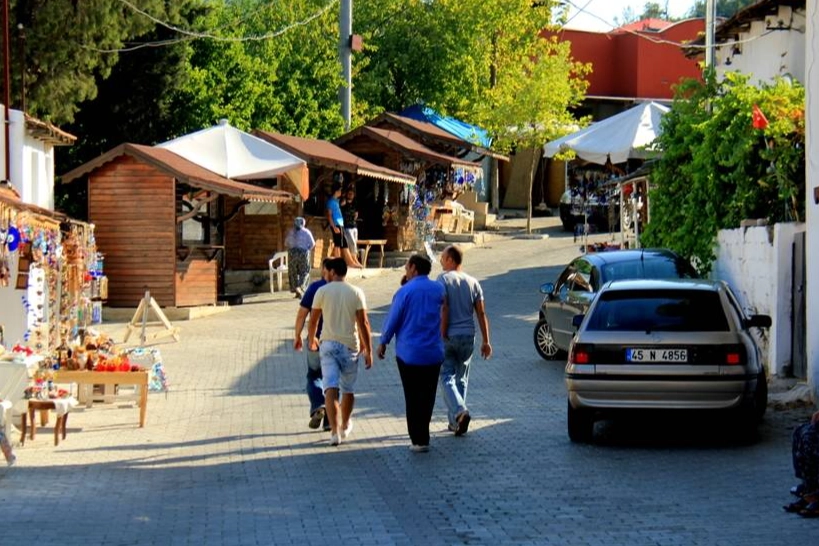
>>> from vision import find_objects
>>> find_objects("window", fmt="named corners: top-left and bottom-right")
top-left (587, 289), bottom-right (730, 332)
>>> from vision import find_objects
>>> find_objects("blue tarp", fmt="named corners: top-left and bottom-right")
top-left (399, 105), bottom-right (492, 149)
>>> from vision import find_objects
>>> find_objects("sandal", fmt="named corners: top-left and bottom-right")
top-left (798, 501), bottom-right (819, 518)
top-left (784, 497), bottom-right (810, 513)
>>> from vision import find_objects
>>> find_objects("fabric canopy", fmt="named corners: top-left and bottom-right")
top-left (399, 104), bottom-right (493, 149)
top-left (157, 120), bottom-right (309, 199)
top-left (543, 101), bottom-right (669, 165)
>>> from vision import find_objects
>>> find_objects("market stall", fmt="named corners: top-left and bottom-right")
top-left (545, 101), bottom-right (668, 235)
top-left (253, 131), bottom-right (415, 267)
top-left (335, 126), bottom-right (483, 250)
top-left (61, 144), bottom-right (297, 307)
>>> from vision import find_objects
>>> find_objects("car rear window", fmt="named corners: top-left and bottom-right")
top-left (601, 259), bottom-right (695, 282)
top-left (586, 289), bottom-right (729, 332)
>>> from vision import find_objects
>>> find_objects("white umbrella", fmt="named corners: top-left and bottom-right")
top-left (544, 101), bottom-right (669, 165)
top-left (157, 120), bottom-right (309, 198)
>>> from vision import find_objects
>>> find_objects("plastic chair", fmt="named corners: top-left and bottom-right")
top-left (268, 252), bottom-right (288, 293)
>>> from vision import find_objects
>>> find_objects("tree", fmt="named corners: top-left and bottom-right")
top-left (169, 0), bottom-right (345, 139)
top-left (641, 70), bottom-right (805, 275)
top-left (686, 0), bottom-right (757, 18)
top-left (10, 0), bottom-right (183, 124)
top-left (354, 0), bottom-right (589, 232)
top-left (616, 2), bottom-right (669, 25)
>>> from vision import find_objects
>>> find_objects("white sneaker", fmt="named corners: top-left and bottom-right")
top-left (329, 433), bottom-right (340, 446)
top-left (341, 419), bottom-right (354, 439)
top-left (409, 444), bottom-right (430, 453)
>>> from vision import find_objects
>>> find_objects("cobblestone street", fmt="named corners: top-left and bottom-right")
top-left (0, 219), bottom-right (814, 545)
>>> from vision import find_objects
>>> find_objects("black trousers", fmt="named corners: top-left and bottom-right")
top-left (397, 358), bottom-right (442, 447)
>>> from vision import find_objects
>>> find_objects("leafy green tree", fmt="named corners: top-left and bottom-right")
top-left (355, 0), bottom-right (589, 231)
top-left (686, 0), bottom-right (757, 18)
top-left (616, 2), bottom-right (669, 25)
top-left (10, 0), bottom-right (184, 124)
top-left (641, 70), bottom-right (805, 275)
top-left (170, 0), bottom-right (345, 139)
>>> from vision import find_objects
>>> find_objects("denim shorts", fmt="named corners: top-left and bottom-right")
top-left (319, 340), bottom-right (360, 393)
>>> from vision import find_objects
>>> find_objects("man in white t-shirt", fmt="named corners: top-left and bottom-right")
top-left (307, 258), bottom-right (373, 446)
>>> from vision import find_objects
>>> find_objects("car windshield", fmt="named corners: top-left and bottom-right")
top-left (601, 258), bottom-right (695, 283)
top-left (586, 289), bottom-right (729, 332)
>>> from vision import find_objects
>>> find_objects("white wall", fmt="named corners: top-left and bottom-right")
top-left (713, 223), bottom-right (805, 377)
top-left (806, 2), bottom-right (818, 402)
top-left (0, 106), bottom-right (56, 209)
top-left (716, 6), bottom-right (807, 84)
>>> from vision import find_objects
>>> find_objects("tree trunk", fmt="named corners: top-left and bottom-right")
top-left (526, 147), bottom-right (539, 234)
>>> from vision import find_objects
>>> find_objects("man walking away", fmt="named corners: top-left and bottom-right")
top-left (293, 258), bottom-right (334, 431)
top-left (307, 258), bottom-right (373, 446)
top-left (378, 255), bottom-right (445, 453)
top-left (438, 245), bottom-right (492, 436)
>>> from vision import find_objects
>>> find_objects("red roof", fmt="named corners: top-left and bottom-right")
top-left (61, 143), bottom-right (295, 203)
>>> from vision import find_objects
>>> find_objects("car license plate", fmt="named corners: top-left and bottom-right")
top-left (626, 348), bottom-right (687, 363)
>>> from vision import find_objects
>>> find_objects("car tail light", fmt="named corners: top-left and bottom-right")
top-left (570, 344), bottom-right (591, 364)
top-left (724, 344), bottom-right (746, 365)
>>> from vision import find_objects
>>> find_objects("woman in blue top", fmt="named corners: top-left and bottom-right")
top-left (378, 255), bottom-right (445, 452)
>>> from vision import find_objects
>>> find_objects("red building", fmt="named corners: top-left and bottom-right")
top-left (542, 18), bottom-right (704, 117)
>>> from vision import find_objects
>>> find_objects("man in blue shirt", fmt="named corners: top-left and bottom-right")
top-left (293, 258), bottom-right (334, 431)
top-left (378, 255), bottom-right (445, 453)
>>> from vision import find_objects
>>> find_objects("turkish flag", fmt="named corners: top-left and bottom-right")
top-left (752, 104), bottom-right (769, 130)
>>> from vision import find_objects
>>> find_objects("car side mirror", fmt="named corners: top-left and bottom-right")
top-left (745, 314), bottom-right (772, 329)
top-left (572, 314), bottom-right (585, 329)
top-left (540, 282), bottom-right (555, 295)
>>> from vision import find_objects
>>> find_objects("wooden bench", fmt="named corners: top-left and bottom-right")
top-left (357, 239), bottom-right (387, 268)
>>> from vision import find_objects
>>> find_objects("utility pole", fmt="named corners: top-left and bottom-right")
top-left (705, 0), bottom-right (716, 69)
top-left (339, 0), bottom-right (352, 131)
top-left (2, 0), bottom-right (11, 184)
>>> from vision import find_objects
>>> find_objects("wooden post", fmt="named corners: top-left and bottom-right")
top-left (123, 291), bottom-right (180, 345)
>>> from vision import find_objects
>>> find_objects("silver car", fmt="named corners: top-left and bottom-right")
top-left (565, 279), bottom-right (771, 443)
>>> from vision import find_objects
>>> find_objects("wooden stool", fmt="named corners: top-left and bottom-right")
top-left (20, 400), bottom-right (68, 446)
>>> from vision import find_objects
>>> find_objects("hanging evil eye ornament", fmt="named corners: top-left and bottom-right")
top-left (6, 226), bottom-right (20, 252)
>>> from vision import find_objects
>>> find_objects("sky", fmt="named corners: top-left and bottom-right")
top-left (562, 0), bottom-right (701, 32)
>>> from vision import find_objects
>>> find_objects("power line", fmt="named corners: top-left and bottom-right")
top-left (84, 0), bottom-right (339, 53)
top-left (560, 0), bottom-right (773, 51)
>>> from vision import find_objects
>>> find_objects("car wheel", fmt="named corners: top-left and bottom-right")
top-left (534, 319), bottom-right (563, 360)
top-left (567, 401), bottom-right (594, 443)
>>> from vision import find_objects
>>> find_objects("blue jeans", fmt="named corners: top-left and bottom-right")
top-left (306, 349), bottom-right (324, 415)
top-left (439, 335), bottom-right (475, 427)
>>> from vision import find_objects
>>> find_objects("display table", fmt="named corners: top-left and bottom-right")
top-left (54, 371), bottom-right (149, 427)
top-left (357, 239), bottom-right (387, 268)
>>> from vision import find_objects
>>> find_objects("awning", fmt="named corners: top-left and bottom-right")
top-left (0, 186), bottom-right (67, 227)
top-left (253, 131), bottom-right (415, 185)
top-left (397, 106), bottom-right (508, 161)
top-left (336, 126), bottom-right (483, 170)
top-left (156, 120), bottom-right (309, 199)
top-left (544, 102), bottom-right (669, 165)
top-left (61, 143), bottom-right (295, 203)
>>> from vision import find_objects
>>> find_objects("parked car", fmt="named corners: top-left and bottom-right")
top-left (534, 249), bottom-right (698, 360)
top-left (565, 279), bottom-right (771, 443)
